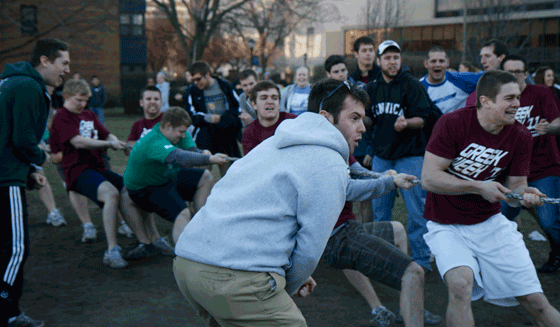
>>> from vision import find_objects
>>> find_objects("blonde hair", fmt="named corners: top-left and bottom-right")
top-left (62, 78), bottom-right (91, 98)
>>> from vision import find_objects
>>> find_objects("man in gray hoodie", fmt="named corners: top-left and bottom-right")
top-left (173, 79), bottom-right (416, 326)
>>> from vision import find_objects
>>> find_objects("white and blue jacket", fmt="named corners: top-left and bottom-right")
top-left (420, 71), bottom-right (483, 114)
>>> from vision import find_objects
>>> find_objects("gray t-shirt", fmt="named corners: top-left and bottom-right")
top-left (240, 93), bottom-right (256, 119)
top-left (203, 81), bottom-right (229, 116)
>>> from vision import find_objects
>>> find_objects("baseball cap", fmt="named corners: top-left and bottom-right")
top-left (377, 40), bottom-right (401, 56)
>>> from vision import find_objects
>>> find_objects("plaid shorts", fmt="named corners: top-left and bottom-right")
top-left (323, 220), bottom-right (413, 290)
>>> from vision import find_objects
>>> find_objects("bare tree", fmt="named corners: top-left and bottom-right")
top-left (146, 18), bottom-right (187, 74)
top-left (0, 0), bottom-right (116, 63)
top-left (226, 0), bottom-right (336, 74)
top-left (151, 0), bottom-right (251, 68)
top-left (462, 0), bottom-right (531, 63)
top-left (364, 0), bottom-right (406, 40)
top-left (202, 34), bottom-right (248, 72)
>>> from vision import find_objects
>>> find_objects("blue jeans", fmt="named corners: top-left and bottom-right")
top-left (501, 175), bottom-right (560, 249)
top-left (90, 107), bottom-right (105, 126)
top-left (371, 155), bottom-right (431, 269)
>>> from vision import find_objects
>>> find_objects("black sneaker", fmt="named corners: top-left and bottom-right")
top-left (395, 309), bottom-right (442, 325)
top-left (7, 313), bottom-right (44, 327)
top-left (124, 243), bottom-right (161, 260)
top-left (537, 253), bottom-right (560, 274)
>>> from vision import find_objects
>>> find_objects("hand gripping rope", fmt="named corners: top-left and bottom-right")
top-left (349, 169), bottom-right (560, 203)
top-left (504, 193), bottom-right (560, 205)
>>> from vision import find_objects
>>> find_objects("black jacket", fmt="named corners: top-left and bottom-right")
top-left (365, 69), bottom-right (432, 160)
top-left (186, 77), bottom-right (241, 157)
top-left (350, 65), bottom-right (380, 85)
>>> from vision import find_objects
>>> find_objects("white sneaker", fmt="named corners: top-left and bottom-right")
top-left (46, 209), bottom-right (66, 227)
top-left (117, 221), bottom-right (134, 238)
top-left (103, 246), bottom-right (128, 269)
top-left (81, 223), bottom-right (97, 243)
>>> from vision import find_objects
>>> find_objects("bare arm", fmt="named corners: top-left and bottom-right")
top-left (70, 134), bottom-right (125, 150)
top-left (504, 175), bottom-right (545, 208)
top-left (124, 140), bottom-right (136, 156)
top-left (421, 151), bottom-right (511, 203)
top-left (535, 117), bottom-right (560, 136)
top-left (394, 116), bottom-right (425, 132)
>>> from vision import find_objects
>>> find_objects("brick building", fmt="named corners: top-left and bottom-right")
top-left (0, 0), bottom-right (147, 111)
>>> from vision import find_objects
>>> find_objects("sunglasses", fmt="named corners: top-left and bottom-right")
top-left (319, 80), bottom-right (352, 112)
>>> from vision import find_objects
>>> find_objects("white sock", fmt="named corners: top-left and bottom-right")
top-left (83, 222), bottom-right (94, 228)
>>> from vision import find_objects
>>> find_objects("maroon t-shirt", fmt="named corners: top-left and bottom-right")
top-left (127, 114), bottom-right (163, 141)
top-left (334, 155), bottom-right (358, 228)
top-left (515, 85), bottom-right (560, 182)
top-left (424, 106), bottom-right (532, 225)
top-left (50, 107), bottom-right (110, 189)
top-left (242, 112), bottom-right (297, 154)
top-left (49, 128), bottom-right (61, 154)
top-left (465, 90), bottom-right (477, 107)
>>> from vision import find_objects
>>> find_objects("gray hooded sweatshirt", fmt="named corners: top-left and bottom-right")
top-left (175, 112), bottom-right (349, 295)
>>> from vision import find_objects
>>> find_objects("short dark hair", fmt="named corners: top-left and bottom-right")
top-left (476, 71), bottom-right (518, 108)
top-left (30, 38), bottom-right (69, 67)
top-left (239, 69), bottom-right (257, 81)
top-left (189, 61), bottom-right (212, 76)
top-left (92, 75), bottom-right (99, 80)
top-left (482, 39), bottom-right (508, 58)
top-left (324, 55), bottom-right (346, 73)
top-left (427, 46), bottom-right (447, 59)
top-left (353, 36), bottom-right (374, 53)
top-left (534, 66), bottom-right (554, 85)
top-left (140, 85), bottom-right (161, 99)
top-left (500, 54), bottom-right (527, 71)
top-left (161, 107), bottom-right (192, 128)
top-left (250, 81), bottom-right (280, 103)
top-left (460, 61), bottom-right (478, 72)
top-left (308, 79), bottom-right (369, 123)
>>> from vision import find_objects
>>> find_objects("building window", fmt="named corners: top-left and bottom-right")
top-left (20, 5), bottom-right (38, 36)
top-left (120, 13), bottom-right (144, 36)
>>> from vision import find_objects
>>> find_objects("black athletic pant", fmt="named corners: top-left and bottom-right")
top-left (0, 186), bottom-right (29, 325)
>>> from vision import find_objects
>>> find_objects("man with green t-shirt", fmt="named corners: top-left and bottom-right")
top-left (124, 108), bottom-right (228, 255)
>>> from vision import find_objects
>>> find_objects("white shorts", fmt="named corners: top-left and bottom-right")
top-left (424, 213), bottom-right (543, 307)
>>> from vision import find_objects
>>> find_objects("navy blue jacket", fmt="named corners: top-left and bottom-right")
top-left (89, 85), bottom-right (106, 108)
top-left (186, 77), bottom-right (241, 157)
top-left (365, 69), bottom-right (432, 160)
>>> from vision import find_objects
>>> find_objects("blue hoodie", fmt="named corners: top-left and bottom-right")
top-left (175, 112), bottom-right (349, 295)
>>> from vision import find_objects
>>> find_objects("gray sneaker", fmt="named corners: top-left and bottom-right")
top-left (7, 313), bottom-right (44, 327)
top-left (370, 306), bottom-right (396, 327)
top-left (124, 243), bottom-right (161, 260)
top-left (395, 309), bottom-right (442, 325)
top-left (153, 236), bottom-right (175, 256)
top-left (81, 223), bottom-right (97, 243)
top-left (46, 208), bottom-right (66, 227)
top-left (103, 246), bottom-right (128, 269)
top-left (117, 221), bottom-right (134, 238)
